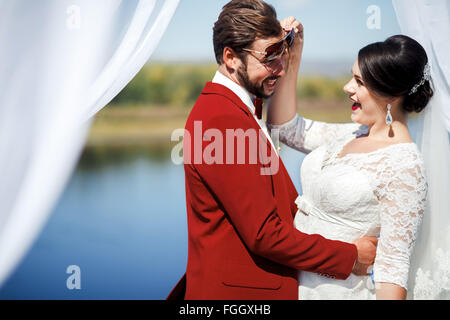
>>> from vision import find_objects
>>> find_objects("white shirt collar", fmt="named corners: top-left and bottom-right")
top-left (212, 70), bottom-right (256, 114)
top-left (211, 70), bottom-right (279, 155)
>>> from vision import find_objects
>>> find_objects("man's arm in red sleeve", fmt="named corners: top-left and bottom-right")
top-left (193, 114), bottom-right (357, 280)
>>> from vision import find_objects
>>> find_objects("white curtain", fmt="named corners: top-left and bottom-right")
top-left (393, 0), bottom-right (450, 299)
top-left (0, 0), bottom-right (180, 288)
top-left (393, 0), bottom-right (450, 132)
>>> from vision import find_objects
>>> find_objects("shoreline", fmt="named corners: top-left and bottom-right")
top-left (86, 99), bottom-right (352, 148)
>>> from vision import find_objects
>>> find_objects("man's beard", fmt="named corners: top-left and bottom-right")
top-left (236, 63), bottom-right (278, 99)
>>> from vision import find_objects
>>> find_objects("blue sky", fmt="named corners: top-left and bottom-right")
top-left (152, 0), bottom-right (401, 63)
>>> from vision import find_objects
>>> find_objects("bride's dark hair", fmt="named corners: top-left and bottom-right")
top-left (358, 35), bottom-right (433, 113)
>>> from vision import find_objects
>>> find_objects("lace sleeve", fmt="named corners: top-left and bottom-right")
top-left (373, 152), bottom-right (427, 290)
top-left (267, 114), bottom-right (364, 153)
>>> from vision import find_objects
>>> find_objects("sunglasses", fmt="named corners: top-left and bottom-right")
top-left (243, 28), bottom-right (295, 64)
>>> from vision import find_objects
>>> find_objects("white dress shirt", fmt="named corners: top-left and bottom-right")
top-left (212, 71), bottom-right (279, 155)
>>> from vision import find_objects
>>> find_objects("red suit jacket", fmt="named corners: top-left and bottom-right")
top-left (168, 82), bottom-right (357, 300)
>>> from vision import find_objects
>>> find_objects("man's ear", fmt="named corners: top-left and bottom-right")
top-left (222, 47), bottom-right (240, 71)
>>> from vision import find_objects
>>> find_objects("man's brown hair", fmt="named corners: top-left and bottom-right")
top-left (213, 0), bottom-right (282, 65)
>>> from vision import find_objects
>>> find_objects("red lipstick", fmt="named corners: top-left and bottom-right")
top-left (352, 102), bottom-right (361, 111)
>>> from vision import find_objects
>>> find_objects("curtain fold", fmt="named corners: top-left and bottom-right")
top-left (393, 0), bottom-right (450, 131)
top-left (393, 0), bottom-right (450, 299)
top-left (0, 0), bottom-right (180, 288)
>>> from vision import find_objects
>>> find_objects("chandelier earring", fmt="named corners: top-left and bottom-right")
top-left (385, 104), bottom-right (393, 125)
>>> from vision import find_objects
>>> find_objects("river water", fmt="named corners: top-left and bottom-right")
top-left (0, 118), bottom-right (423, 299)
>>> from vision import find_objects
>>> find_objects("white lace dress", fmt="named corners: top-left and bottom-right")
top-left (268, 114), bottom-right (427, 300)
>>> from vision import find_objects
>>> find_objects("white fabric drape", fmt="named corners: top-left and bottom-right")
top-left (393, 0), bottom-right (450, 299)
top-left (393, 0), bottom-right (450, 132)
top-left (0, 0), bottom-right (179, 288)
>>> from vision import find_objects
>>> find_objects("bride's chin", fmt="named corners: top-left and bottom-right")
top-left (350, 115), bottom-right (366, 126)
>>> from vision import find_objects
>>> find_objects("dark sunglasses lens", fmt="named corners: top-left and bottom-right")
top-left (265, 42), bottom-right (284, 61)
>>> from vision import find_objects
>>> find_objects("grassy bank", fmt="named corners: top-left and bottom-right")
top-left (87, 98), bottom-right (353, 148)
top-left (110, 63), bottom-right (350, 107)
top-left (87, 63), bottom-right (353, 148)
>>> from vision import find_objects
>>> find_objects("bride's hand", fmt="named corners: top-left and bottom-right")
top-left (280, 16), bottom-right (304, 68)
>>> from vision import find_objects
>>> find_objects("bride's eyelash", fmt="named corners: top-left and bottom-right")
top-left (354, 77), bottom-right (364, 86)
top-left (351, 71), bottom-right (364, 86)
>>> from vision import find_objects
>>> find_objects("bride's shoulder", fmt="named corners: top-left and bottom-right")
top-left (389, 142), bottom-right (422, 158)
top-left (375, 143), bottom-right (427, 194)
top-left (385, 142), bottom-right (425, 172)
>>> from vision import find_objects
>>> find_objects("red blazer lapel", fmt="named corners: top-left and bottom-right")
top-left (201, 81), bottom-right (298, 221)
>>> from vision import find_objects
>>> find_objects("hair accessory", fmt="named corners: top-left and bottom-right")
top-left (409, 62), bottom-right (431, 95)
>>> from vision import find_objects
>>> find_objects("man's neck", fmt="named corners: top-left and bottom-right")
top-left (218, 65), bottom-right (243, 89)
top-left (212, 69), bottom-right (256, 114)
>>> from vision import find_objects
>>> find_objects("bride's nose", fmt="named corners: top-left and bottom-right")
top-left (343, 79), bottom-right (356, 95)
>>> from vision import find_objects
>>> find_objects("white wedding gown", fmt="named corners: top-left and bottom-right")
top-left (268, 114), bottom-right (427, 299)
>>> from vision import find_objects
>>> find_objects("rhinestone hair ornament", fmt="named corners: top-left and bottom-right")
top-left (409, 63), bottom-right (431, 95)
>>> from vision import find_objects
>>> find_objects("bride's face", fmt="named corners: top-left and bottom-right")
top-left (343, 60), bottom-right (388, 126)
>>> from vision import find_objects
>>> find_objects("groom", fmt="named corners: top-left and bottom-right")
top-left (168, 0), bottom-right (377, 300)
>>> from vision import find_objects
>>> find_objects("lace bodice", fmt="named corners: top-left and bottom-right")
top-left (268, 114), bottom-right (427, 295)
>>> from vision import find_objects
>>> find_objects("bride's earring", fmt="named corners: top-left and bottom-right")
top-left (385, 104), bottom-right (393, 125)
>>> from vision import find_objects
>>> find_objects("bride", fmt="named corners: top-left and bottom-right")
top-left (268, 19), bottom-right (433, 299)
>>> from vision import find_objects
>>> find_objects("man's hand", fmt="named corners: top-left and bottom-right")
top-left (352, 236), bottom-right (378, 276)
top-left (279, 16), bottom-right (304, 68)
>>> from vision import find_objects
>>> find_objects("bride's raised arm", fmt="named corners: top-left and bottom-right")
top-left (267, 18), bottom-right (359, 153)
top-left (267, 17), bottom-right (302, 127)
